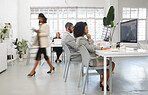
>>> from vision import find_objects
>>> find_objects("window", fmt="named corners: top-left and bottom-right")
top-left (122, 8), bottom-right (147, 41)
top-left (30, 7), bottom-right (104, 42)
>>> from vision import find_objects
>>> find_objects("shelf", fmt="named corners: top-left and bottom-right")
top-left (7, 59), bottom-right (16, 63)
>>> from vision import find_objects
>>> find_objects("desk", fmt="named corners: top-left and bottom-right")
top-left (96, 49), bottom-right (148, 95)
top-left (50, 44), bottom-right (64, 63)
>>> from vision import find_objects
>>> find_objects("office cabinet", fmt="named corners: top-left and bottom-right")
top-left (0, 43), bottom-right (7, 72)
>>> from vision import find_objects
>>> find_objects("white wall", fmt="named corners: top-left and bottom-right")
top-left (18, 0), bottom-right (111, 42)
top-left (0, 0), bottom-right (18, 39)
top-left (110, 0), bottom-right (119, 42)
top-left (18, 0), bottom-right (31, 41)
top-left (118, 0), bottom-right (148, 41)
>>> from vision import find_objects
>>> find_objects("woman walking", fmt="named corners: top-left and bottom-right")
top-left (28, 13), bottom-right (54, 76)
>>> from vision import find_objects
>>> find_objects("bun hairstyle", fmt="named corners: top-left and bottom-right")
top-left (38, 13), bottom-right (47, 24)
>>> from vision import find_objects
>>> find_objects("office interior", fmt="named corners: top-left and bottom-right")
top-left (0, 0), bottom-right (148, 95)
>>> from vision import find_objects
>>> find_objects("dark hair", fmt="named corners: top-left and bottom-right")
top-left (65, 22), bottom-right (73, 29)
top-left (74, 22), bottom-right (85, 38)
top-left (83, 22), bottom-right (87, 26)
top-left (38, 13), bottom-right (47, 24)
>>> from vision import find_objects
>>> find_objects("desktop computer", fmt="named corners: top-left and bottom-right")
top-left (120, 19), bottom-right (139, 49)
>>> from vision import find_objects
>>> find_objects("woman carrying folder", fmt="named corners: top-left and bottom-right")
top-left (28, 13), bottom-right (55, 76)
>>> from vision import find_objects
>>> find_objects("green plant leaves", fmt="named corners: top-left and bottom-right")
top-left (2, 29), bottom-right (7, 34)
top-left (105, 6), bottom-right (115, 27)
top-left (0, 29), bottom-right (8, 40)
top-left (21, 39), bottom-right (28, 54)
top-left (12, 38), bottom-right (28, 58)
top-left (111, 21), bottom-right (114, 27)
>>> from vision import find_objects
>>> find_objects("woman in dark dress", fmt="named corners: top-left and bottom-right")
top-left (52, 32), bottom-right (63, 63)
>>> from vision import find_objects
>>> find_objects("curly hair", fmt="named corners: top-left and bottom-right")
top-left (73, 22), bottom-right (86, 38)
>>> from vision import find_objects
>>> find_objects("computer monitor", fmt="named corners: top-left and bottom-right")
top-left (120, 19), bottom-right (138, 43)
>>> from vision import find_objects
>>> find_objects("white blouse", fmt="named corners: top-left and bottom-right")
top-left (32, 23), bottom-right (49, 48)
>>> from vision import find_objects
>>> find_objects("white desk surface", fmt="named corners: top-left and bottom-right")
top-left (96, 48), bottom-right (148, 95)
top-left (96, 49), bottom-right (148, 57)
top-left (51, 44), bottom-right (62, 47)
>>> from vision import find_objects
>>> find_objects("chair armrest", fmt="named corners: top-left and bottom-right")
top-left (90, 57), bottom-right (98, 60)
top-left (96, 56), bottom-right (103, 59)
top-left (71, 53), bottom-right (81, 56)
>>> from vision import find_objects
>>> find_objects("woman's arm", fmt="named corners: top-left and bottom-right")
top-left (78, 38), bottom-right (101, 53)
top-left (39, 24), bottom-right (49, 37)
top-left (52, 37), bottom-right (56, 42)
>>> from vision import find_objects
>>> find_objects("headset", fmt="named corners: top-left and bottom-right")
top-left (68, 24), bottom-right (73, 33)
top-left (68, 24), bottom-right (71, 31)
top-left (66, 22), bottom-right (73, 33)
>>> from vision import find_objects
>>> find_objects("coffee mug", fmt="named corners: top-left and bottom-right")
top-left (112, 43), bottom-right (116, 49)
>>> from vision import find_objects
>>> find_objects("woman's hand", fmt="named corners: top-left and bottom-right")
top-left (86, 34), bottom-right (91, 39)
top-left (34, 30), bottom-right (40, 34)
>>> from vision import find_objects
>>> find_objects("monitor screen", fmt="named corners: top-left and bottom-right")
top-left (120, 19), bottom-right (137, 43)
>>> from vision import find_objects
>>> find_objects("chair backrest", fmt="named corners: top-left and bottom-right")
top-left (27, 42), bottom-right (31, 48)
top-left (63, 44), bottom-right (71, 61)
top-left (79, 45), bottom-right (90, 66)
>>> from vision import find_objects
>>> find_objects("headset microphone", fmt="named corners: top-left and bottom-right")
top-left (68, 25), bottom-right (72, 33)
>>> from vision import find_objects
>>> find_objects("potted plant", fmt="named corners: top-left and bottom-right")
top-left (21, 39), bottom-right (28, 58)
top-left (0, 29), bottom-right (8, 43)
top-left (5, 23), bottom-right (11, 28)
top-left (12, 38), bottom-right (24, 61)
top-left (103, 6), bottom-right (115, 43)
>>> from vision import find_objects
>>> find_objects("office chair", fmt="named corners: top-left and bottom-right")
top-left (26, 42), bottom-right (41, 65)
top-left (78, 45), bottom-right (110, 94)
top-left (62, 44), bottom-right (81, 82)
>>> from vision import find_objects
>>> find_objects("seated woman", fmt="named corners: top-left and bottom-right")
top-left (74, 22), bottom-right (115, 91)
top-left (52, 32), bottom-right (63, 63)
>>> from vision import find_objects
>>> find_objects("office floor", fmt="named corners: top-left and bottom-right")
top-left (0, 57), bottom-right (148, 95)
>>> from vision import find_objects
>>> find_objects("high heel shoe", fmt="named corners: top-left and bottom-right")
top-left (100, 81), bottom-right (103, 87)
top-left (47, 67), bottom-right (55, 73)
top-left (101, 84), bottom-right (110, 91)
top-left (59, 60), bottom-right (62, 63)
top-left (27, 71), bottom-right (36, 76)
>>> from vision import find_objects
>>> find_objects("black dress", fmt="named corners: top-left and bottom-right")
top-left (52, 37), bottom-right (63, 60)
top-left (35, 34), bottom-right (49, 60)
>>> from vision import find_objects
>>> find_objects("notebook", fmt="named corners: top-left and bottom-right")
top-left (54, 39), bottom-right (62, 45)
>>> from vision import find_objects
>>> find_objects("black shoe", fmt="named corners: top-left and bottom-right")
top-left (101, 84), bottom-right (110, 91)
top-left (47, 67), bottom-right (55, 73)
top-left (27, 71), bottom-right (36, 77)
top-left (100, 82), bottom-right (103, 87)
top-left (55, 60), bottom-right (57, 63)
top-left (59, 60), bottom-right (62, 63)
